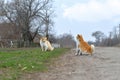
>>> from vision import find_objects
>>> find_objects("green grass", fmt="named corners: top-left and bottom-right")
top-left (0, 48), bottom-right (69, 80)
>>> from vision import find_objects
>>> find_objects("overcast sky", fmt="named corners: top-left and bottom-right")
top-left (54, 0), bottom-right (120, 41)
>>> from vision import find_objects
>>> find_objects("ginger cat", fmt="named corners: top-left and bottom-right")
top-left (75, 34), bottom-right (95, 55)
top-left (40, 37), bottom-right (54, 51)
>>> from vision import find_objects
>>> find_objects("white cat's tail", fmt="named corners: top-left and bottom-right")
top-left (91, 44), bottom-right (95, 53)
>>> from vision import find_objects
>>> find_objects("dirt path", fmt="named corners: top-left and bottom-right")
top-left (20, 47), bottom-right (120, 80)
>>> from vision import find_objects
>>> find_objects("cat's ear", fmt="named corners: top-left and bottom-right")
top-left (76, 34), bottom-right (80, 39)
top-left (79, 34), bottom-right (82, 37)
top-left (77, 34), bottom-right (80, 37)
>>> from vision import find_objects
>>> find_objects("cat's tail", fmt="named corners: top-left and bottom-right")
top-left (91, 44), bottom-right (95, 53)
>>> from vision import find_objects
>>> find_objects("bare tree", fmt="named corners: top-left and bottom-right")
top-left (111, 26), bottom-right (120, 45)
top-left (42, 9), bottom-right (54, 40)
top-left (118, 24), bottom-right (120, 43)
top-left (0, 0), bottom-right (54, 45)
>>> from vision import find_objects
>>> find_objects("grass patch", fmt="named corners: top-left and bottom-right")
top-left (0, 48), bottom-right (69, 80)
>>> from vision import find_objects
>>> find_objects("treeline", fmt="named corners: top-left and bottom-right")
top-left (0, 0), bottom-right (56, 47)
top-left (0, 0), bottom-right (54, 44)
top-left (91, 24), bottom-right (120, 46)
top-left (49, 33), bottom-right (76, 48)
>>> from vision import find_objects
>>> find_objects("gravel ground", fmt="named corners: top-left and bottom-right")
top-left (20, 47), bottom-right (120, 80)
